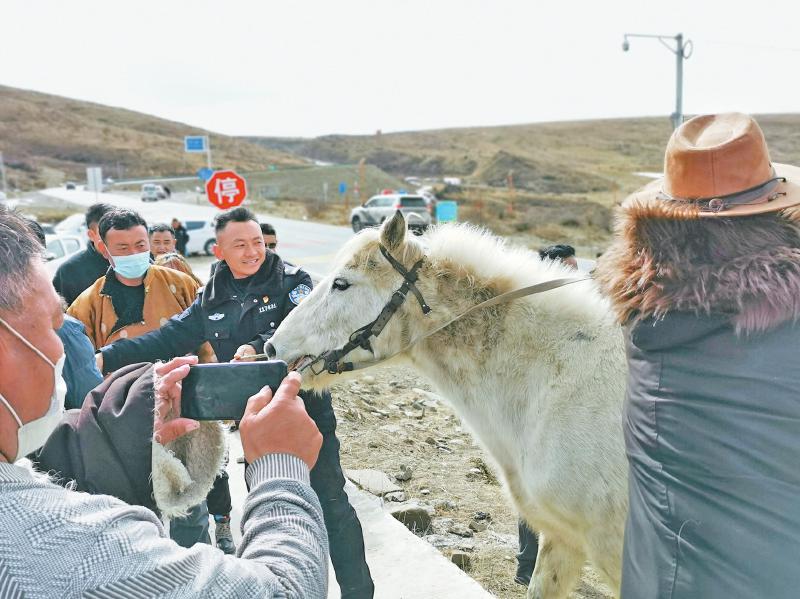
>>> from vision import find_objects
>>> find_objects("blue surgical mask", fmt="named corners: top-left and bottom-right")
top-left (110, 250), bottom-right (151, 279)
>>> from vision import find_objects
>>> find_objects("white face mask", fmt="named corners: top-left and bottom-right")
top-left (0, 317), bottom-right (66, 463)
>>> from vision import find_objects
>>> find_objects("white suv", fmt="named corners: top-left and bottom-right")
top-left (350, 194), bottom-right (433, 232)
top-left (184, 220), bottom-right (217, 255)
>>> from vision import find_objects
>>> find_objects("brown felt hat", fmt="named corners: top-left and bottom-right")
top-left (623, 113), bottom-right (800, 217)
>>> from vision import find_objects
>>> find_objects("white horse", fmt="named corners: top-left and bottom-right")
top-left (268, 212), bottom-right (629, 599)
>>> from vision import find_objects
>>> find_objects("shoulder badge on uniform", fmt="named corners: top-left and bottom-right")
top-left (209, 313), bottom-right (225, 321)
top-left (289, 284), bottom-right (311, 305)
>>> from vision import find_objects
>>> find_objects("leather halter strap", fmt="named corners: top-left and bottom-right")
top-left (305, 245), bottom-right (431, 375)
top-left (302, 243), bottom-right (589, 375)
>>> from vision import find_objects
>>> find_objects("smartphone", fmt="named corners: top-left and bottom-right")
top-left (181, 360), bottom-right (288, 420)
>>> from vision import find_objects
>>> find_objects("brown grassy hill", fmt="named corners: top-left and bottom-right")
top-left (0, 85), bottom-right (307, 190)
top-left (248, 114), bottom-right (800, 197)
top-left (248, 115), bottom-right (800, 254)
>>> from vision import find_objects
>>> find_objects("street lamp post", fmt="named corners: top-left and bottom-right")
top-left (623, 32), bottom-right (693, 130)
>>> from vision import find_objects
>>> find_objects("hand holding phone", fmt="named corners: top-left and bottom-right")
top-left (239, 371), bottom-right (322, 469)
top-left (180, 360), bottom-right (288, 421)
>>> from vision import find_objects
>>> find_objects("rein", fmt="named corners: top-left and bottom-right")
top-left (301, 245), bottom-right (589, 375)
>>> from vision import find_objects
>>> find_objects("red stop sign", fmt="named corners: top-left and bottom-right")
top-left (206, 170), bottom-right (247, 209)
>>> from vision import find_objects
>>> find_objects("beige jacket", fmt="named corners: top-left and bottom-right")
top-left (68, 265), bottom-right (199, 349)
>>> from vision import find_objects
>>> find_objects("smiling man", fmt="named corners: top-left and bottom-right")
top-left (98, 207), bottom-right (375, 598)
top-left (149, 222), bottom-right (177, 256)
top-left (67, 209), bottom-right (199, 349)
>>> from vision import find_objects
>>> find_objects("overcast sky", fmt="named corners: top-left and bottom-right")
top-left (2, 0), bottom-right (799, 137)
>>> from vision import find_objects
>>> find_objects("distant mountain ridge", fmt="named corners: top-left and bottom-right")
top-left (247, 114), bottom-right (800, 196)
top-left (0, 85), bottom-right (306, 190)
top-left (3, 83), bottom-right (798, 199)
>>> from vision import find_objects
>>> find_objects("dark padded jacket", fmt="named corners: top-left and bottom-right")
top-left (100, 254), bottom-right (311, 372)
top-left (52, 242), bottom-right (109, 307)
top-left (622, 314), bottom-right (800, 598)
top-left (34, 363), bottom-right (160, 512)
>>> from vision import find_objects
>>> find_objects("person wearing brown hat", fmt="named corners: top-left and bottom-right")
top-left (595, 113), bottom-right (800, 598)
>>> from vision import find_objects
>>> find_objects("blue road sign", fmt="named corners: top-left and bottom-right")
top-left (338, 182), bottom-right (347, 195)
top-left (197, 167), bottom-right (213, 181)
top-left (436, 201), bottom-right (458, 223)
top-left (184, 136), bottom-right (207, 152)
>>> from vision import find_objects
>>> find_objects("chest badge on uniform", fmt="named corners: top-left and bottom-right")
top-left (208, 313), bottom-right (225, 321)
top-left (289, 284), bottom-right (311, 305)
top-left (262, 295), bottom-right (270, 304)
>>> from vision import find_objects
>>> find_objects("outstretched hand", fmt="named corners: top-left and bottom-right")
top-left (239, 371), bottom-right (322, 469)
top-left (153, 356), bottom-right (200, 446)
top-left (232, 344), bottom-right (256, 361)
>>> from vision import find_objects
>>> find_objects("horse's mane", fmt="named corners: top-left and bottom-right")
top-left (338, 222), bottom-right (611, 319)
top-left (423, 223), bottom-right (561, 283)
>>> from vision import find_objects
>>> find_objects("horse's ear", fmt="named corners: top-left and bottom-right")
top-left (380, 210), bottom-right (406, 251)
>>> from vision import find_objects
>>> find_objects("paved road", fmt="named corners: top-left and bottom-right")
top-left (39, 187), bottom-right (353, 279)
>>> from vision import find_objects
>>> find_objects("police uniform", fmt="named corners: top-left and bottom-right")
top-left (100, 252), bottom-right (375, 598)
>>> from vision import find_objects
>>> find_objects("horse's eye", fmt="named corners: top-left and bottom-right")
top-left (332, 278), bottom-right (351, 291)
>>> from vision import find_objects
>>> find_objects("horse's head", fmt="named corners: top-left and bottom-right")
top-left (269, 211), bottom-right (426, 389)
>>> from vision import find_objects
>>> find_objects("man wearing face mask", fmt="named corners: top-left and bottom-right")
top-left (67, 209), bottom-right (199, 349)
top-left (0, 206), bottom-right (330, 598)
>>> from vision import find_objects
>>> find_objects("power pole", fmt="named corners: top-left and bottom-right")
top-left (673, 34), bottom-right (685, 131)
top-left (623, 32), bottom-right (693, 130)
top-left (0, 151), bottom-right (7, 195)
top-left (507, 169), bottom-right (515, 215)
top-left (358, 158), bottom-right (366, 205)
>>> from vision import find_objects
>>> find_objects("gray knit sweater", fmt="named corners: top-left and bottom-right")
top-left (0, 454), bottom-right (328, 598)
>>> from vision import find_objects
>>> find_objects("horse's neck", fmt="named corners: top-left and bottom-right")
top-left (401, 262), bottom-right (614, 460)
top-left (401, 267), bottom-right (544, 449)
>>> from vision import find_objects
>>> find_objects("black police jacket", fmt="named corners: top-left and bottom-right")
top-left (100, 253), bottom-right (312, 373)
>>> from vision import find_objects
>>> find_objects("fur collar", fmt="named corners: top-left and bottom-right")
top-left (152, 421), bottom-right (226, 519)
top-left (595, 199), bottom-right (800, 333)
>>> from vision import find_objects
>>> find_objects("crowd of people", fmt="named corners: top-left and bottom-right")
top-left (1, 112), bottom-right (800, 598)
top-left (0, 204), bottom-right (375, 597)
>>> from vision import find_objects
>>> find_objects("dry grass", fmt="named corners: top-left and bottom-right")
top-left (251, 114), bottom-right (800, 203)
top-left (0, 85), bottom-right (307, 190)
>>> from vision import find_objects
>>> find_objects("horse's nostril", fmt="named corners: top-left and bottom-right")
top-left (265, 342), bottom-right (276, 359)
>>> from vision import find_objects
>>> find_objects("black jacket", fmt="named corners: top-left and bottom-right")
top-left (100, 254), bottom-right (312, 372)
top-left (621, 314), bottom-right (800, 599)
top-left (52, 243), bottom-right (109, 306)
top-left (174, 225), bottom-right (189, 254)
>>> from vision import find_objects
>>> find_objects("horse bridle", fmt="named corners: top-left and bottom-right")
top-left (303, 245), bottom-right (432, 375)
top-left (300, 244), bottom-right (591, 376)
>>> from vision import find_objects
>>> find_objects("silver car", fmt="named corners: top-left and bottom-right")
top-left (350, 194), bottom-right (432, 232)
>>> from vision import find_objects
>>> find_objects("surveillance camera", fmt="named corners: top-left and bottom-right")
top-left (622, 39), bottom-right (630, 52)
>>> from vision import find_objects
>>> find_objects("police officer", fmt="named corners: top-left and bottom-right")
top-left (97, 207), bottom-right (374, 598)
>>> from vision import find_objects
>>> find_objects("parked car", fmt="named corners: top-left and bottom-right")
top-left (44, 233), bottom-right (86, 276)
top-left (184, 220), bottom-right (216, 256)
top-left (141, 183), bottom-right (168, 202)
top-left (350, 193), bottom-right (432, 233)
top-left (65, 181), bottom-right (77, 190)
top-left (54, 213), bottom-right (88, 238)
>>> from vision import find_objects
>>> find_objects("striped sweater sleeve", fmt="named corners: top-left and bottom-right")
top-left (71, 453), bottom-right (328, 599)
